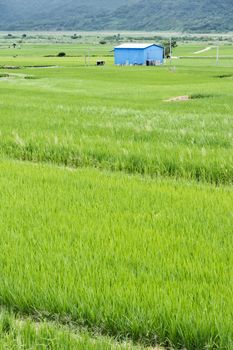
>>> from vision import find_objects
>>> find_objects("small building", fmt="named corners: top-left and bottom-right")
top-left (114, 43), bottom-right (164, 66)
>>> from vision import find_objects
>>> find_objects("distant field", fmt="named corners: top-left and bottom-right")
top-left (0, 34), bottom-right (232, 349)
top-left (174, 44), bottom-right (233, 58)
top-left (0, 54), bottom-right (233, 183)
top-left (0, 43), bottom-right (113, 58)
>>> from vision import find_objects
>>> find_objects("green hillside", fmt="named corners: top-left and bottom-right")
top-left (0, 0), bottom-right (233, 33)
top-left (110, 0), bottom-right (233, 32)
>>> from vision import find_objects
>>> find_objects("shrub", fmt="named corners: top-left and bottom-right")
top-left (57, 52), bottom-right (66, 57)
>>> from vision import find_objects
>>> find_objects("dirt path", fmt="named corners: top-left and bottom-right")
top-left (164, 95), bottom-right (189, 102)
top-left (193, 46), bottom-right (214, 54)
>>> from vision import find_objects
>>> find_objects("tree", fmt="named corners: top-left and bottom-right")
top-left (163, 40), bottom-right (178, 58)
top-left (57, 52), bottom-right (66, 57)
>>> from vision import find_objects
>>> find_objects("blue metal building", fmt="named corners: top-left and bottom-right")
top-left (114, 43), bottom-right (164, 66)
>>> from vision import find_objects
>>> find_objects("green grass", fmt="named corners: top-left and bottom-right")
top-left (174, 44), bottom-right (233, 57)
top-left (0, 310), bottom-right (142, 349)
top-left (0, 160), bottom-right (232, 349)
top-left (0, 43), bottom-right (113, 58)
top-left (0, 37), bottom-right (232, 349)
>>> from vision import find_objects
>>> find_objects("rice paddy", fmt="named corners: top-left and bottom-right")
top-left (0, 33), bottom-right (232, 349)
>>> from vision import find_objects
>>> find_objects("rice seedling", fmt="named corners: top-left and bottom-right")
top-left (0, 160), bottom-right (232, 349)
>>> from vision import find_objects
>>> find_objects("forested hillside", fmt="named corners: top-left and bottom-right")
top-left (0, 0), bottom-right (233, 32)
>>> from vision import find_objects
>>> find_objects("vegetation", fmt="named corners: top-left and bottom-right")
top-left (110, 0), bottom-right (233, 32)
top-left (0, 35), bottom-right (232, 349)
top-left (57, 52), bottom-right (66, 57)
top-left (0, 310), bottom-right (141, 349)
top-left (1, 0), bottom-right (233, 32)
top-left (0, 44), bottom-right (233, 184)
top-left (0, 160), bottom-right (232, 349)
top-left (163, 40), bottom-right (178, 58)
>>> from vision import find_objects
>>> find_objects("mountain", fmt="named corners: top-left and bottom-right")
top-left (109, 0), bottom-right (233, 32)
top-left (0, 0), bottom-right (233, 32)
top-left (0, 0), bottom-right (138, 30)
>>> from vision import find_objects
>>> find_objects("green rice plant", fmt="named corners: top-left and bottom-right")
top-left (190, 93), bottom-right (215, 99)
top-left (0, 160), bottom-right (232, 349)
top-left (0, 48), bottom-right (232, 184)
top-left (0, 73), bottom-right (9, 78)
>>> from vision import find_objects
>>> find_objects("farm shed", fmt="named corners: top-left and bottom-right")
top-left (114, 43), bottom-right (164, 66)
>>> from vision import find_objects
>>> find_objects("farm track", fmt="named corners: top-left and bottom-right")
top-left (193, 47), bottom-right (213, 54)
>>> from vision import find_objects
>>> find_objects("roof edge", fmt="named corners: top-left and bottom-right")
top-left (114, 43), bottom-right (164, 50)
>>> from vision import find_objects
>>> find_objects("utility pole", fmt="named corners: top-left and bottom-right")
top-left (85, 48), bottom-right (90, 66)
top-left (84, 35), bottom-right (86, 66)
top-left (170, 37), bottom-right (172, 66)
top-left (216, 46), bottom-right (219, 65)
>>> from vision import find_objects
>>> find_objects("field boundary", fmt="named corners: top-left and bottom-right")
top-left (0, 307), bottom-right (165, 350)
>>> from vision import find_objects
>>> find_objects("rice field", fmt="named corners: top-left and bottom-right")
top-left (0, 33), bottom-right (232, 349)
top-left (0, 61), bottom-right (233, 184)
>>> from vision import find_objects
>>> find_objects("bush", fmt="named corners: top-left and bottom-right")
top-left (57, 52), bottom-right (66, 57)
top-left (71, 34), bottom-right (81, 40)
